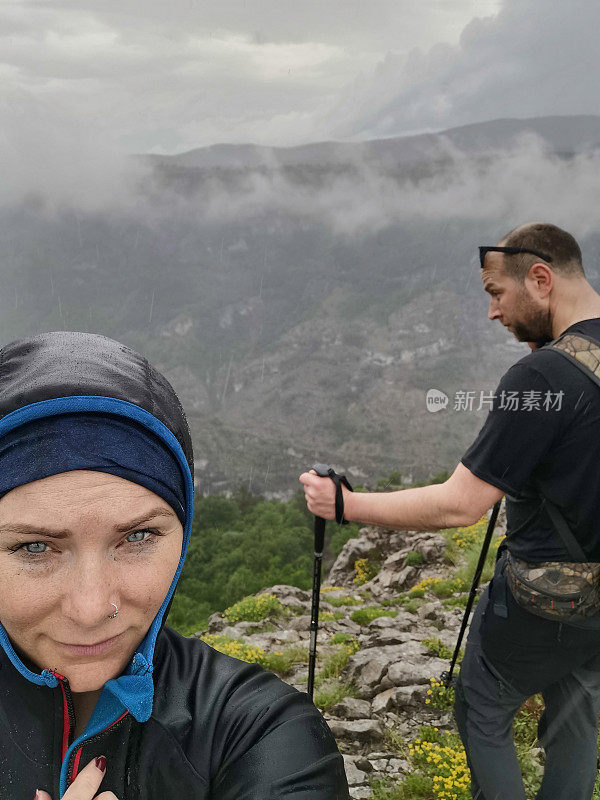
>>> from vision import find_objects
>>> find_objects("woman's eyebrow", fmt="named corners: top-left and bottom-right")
top-left (0, 507), bottom-right (176, 538)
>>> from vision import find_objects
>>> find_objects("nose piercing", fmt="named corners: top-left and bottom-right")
top-left (108, 603), bottom-right (119, 619)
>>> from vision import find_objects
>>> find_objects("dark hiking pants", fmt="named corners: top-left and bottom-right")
top-left (453, 550), bottom-right (600, 800)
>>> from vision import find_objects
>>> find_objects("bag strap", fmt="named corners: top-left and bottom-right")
top-left (530, 330), bottom-right (600, 561)
top-left (537, 493), bottom-right (587, 561)
top-left (541, 330), bottom-right (600, 392)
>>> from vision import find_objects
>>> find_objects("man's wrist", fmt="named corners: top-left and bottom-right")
top-left (342, 487), bottom-right (360, 524)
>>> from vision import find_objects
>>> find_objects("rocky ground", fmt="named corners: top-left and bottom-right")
top-left (198, 504), bottom-right (507, 799)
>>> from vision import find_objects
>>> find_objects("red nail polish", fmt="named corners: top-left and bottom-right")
top-left (95, 756), bottom-right (106, 772)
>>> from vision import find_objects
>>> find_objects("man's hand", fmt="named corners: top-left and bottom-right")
top-left (299, 470), bottom-right (346, 520)
top-left (35, 756), bottom-right (119, 800)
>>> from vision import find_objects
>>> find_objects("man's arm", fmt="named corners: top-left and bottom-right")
top-left (299, 462), bottom-right (504, 531)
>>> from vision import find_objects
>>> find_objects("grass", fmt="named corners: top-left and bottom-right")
top-left (314, 639), bottom-right (361, 686)
top-left (383, 726), bottom-right (410, 757)
top-left (441, 596), bottom-right (474, 609)
top-left (402, 599), bottom-right (425, 615)
top-left (325, 595), bottom-right (364, 608)
top-left (261, 644), bottom-right (310, 675)
top-left (320, 610), bottom-right (345, 621)
top-left (330, 632), bottom-right (358, 645)
top-left (370, 774), bottom-right (431, 799)
top-left (421, 637), bottom-right (454, 661)
top-left (350, 606), bottom-right (398, 626)
top-left (314, 680), bottom-right (358, 712)
top-left (200, 634), bottom-right (309, 676)
top-left (405, 551), bottom-right (426, 567)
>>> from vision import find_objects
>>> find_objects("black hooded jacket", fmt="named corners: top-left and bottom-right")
top-left (0, 332), bottom-right (349, 799)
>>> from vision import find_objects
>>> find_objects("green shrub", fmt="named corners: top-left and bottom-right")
top-left (325, 594), bottom-right (363, 607)
top-left (353, 556), bottom-right (381, 584)
top-left (329, 632), bottom-right (357, 645)
top-left (425, 677), bottom-right (456, 710)
top-left (404, 551), bottom-right (425, 567)
top-left (429, 577), bottom-right (468, 599)
top-left (223, 593), bottom-right (283, 623)
top-left (200, 634), bottom-right (270, 666)
top-left (350, 606), bottom-right (398, 626)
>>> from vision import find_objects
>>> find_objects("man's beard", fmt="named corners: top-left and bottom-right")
top-left (510, 290), bottom-right (553, 346)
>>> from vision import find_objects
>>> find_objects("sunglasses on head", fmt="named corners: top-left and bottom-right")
top-left (479, 246), bottom-right (553, 269)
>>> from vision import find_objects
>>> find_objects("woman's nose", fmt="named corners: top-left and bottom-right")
top-left (63, 561), bottom-right (118, 624)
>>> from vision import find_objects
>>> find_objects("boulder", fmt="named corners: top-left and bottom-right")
top-left (331, 698), bottom-right (372, 720)
top-left (327, 719), bottom-right (385, 742)
top-left (386, 656), bottom-right (448, 687)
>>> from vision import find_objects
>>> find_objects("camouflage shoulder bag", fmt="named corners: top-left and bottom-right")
top-left (504, 331), bottom-right (600, 622)
top-left (505, 504), bottom-right (600, 622)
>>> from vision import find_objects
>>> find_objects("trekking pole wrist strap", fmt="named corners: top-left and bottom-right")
top-left (326, 467), bottom-right (354, 525)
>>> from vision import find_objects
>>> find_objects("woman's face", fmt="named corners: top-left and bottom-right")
top-left (0, 470), bottom-right (184, 693)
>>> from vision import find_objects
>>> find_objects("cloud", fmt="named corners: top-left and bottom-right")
top-left (331, 0), bottom-right (600, 139)
top-left (138, 132), bottom-right (600, 250)
top-left (0, 0), bottom-right (496, 160)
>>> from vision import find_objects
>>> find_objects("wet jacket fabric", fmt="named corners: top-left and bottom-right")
top-left (0, 331), bottom-right (349, 799)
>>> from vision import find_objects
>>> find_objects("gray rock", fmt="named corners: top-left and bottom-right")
top-left (417, 601), bottom-right (441, 621)
top-left (391, 684), bottom-right (428, 710)
top-left (371, 688), bottom-right (396, 715)
top-left (206, 612), bottom-right (227, 633)
top-left (349, 788), bottom-right (372, 799)
top-left (260, 584), bottom-right (312, 605)
top-left (331, 698), bottom-right (372, 720)
top-left (342, 757), bottom-right (369, 787)
top-left (387, 656), bottom-right (448, 686)
top-left (368, 616), bottom-right (399, 629)
top-left (287, 614), bottom-right (312, 631)
top-left (327, 719), bottom-right (385, 742)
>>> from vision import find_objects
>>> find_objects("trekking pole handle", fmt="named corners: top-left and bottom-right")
top-left (311, 463), bottom-right (353, 526)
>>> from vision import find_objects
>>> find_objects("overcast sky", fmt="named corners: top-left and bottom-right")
top-left (1, 0), bottom-right (599, 210)
top-left (1, 0), bottom-right (517, 156)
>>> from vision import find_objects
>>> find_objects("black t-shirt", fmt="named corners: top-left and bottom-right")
top-left (461, 317), bottom-right (600, 563)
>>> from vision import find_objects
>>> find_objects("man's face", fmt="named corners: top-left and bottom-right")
top-left (0, 470), bottom-right (183, 693)
top-left (481, 251), bottom-right (553, 346)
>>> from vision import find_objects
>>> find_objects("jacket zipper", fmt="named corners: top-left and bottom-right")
top-left (68, 712), bottom-right (130, 785)
top-left (48, 670), bottom-right (76, 759)
top-left (48, 669), bottom-right (130, 787)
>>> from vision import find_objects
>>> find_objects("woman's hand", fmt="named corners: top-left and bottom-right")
top-left (34, 756), bottom-right (119, 800)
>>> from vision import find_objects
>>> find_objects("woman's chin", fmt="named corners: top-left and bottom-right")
top-left (60, 664), bottom-right (114, 692)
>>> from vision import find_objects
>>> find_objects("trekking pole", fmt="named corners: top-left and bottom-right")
top-left (306, 463), bottom-right (353, 702)
top-left (440, 499), bottom-right (502, 689)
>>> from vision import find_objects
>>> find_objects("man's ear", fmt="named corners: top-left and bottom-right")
top-left (527, 262), bottom-right (553, 298)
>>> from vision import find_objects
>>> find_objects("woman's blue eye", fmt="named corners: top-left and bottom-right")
top-left (126, 529), bottom-right (154, 544)
top-left (13, 529), bottom-right (156, 557)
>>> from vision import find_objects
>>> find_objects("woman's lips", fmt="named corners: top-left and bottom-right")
top-left (59, 633), bottom-right (122, 655)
